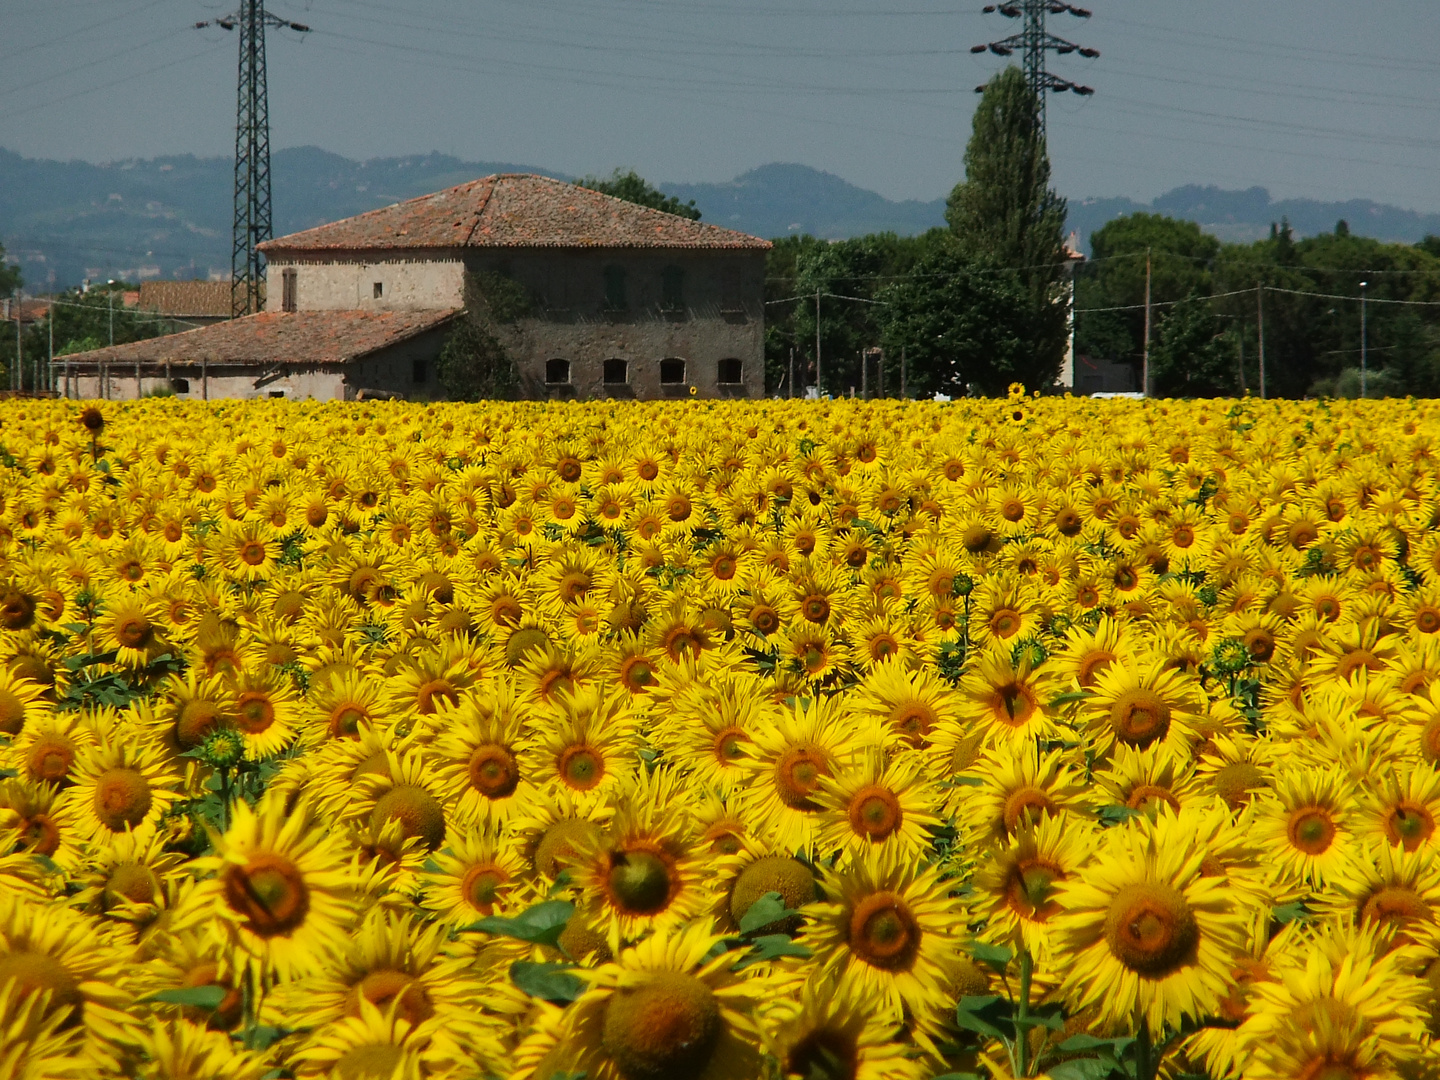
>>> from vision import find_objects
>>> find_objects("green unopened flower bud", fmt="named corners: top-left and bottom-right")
top-left (200, 728), bottom-right (245, 770)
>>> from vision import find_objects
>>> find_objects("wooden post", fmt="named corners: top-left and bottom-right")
top-left (202, 357), bottom-right (210, 401)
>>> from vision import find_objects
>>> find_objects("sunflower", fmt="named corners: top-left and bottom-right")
top-left (125, 1020), bottom-right (269, 1080)
top-left (651, 668), bottom-right (778, 794)
top-left (5, 709), bottom-right (98, 788)
top-left (815, 748), bottom-right (943, 865)
top-left (1357, 764), bottom-right (1440, 856)
top-left (1078, 656), bottom-right (1205, 759)
top-left (510, 788), bottom-right (615, 881)
top-left (419, 831), bottom-right (528, 925)
top-left (277, 908), bottom-right (485, 1035)
top-left (0, 892), bottom-right (137, 1063)
top-left (302, 669), bottom-right (386, 747)
top-left (572, 768), bottom-right (713, 949)
top-left (740, 695), bottom-right (876, 854)
top-left (61, 731), bottom-right (182, 845)
top-left (564, 921), bottom-right (774, 1080)
top-left (1050, 813), bottom-right (1251, 1033)
top-left (430, 683), bottom-right (533, 828)
top-left (94, 590), bottom-right (170, 670)
top-left (0, 978), bottom-right (86, 1080)
top-left (285, 994), bottom-right (481, 1080)
top-left (182, 794), bottom-right (359, 980)
top-left (958, 745), bottom-right (1091, 845)
top-left (1324, 840), bottom-right (1440, 943)
top-left (1093, 743), bottom-right (1207, 819)
top-left (851, 660), bottom-right (959, 750)
top-left (71, 828), bottom-right (185, 933)
top-left (1232, 921), bottom-right (1431, 1080)
top-left (0, 667), bottom-right (50, 739)
top-left (224, 665), bottom-right (302, 760)
top-left (1050, 617), bottom-right (1139, 692)
top-left (762, 976), bottom-right (922, 1080)
top-left (802, 846), bottom-right (965, 1031)
top-left (972, 812), bottom-right (1095, 963)
top-left (349, 749), bottom-right (450, 853)
top-left (1251, 767), bottom-right (1358, 889)
top-left (528, 685), bottom-right (638, 802)
top-left (213, 518), bottom-right (280, 582)
top-left (955, 646), bottom-right (1056, 751)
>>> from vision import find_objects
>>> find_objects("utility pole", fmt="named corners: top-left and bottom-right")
top-left (900, 345), bottom-right (907, 399)
top-left (1257, 284), bottom-right (1266, 400)
top-left (1359, 280), bottom-right (1368, 399)
top-left (815, 289), bottom-right (822, 398)
top-left (47, 303), bottom-right (54, 395)
top-left (1237, 323), bottom-right (1245, 394)
top-left (1142, 248), bottom-right (1151, 397)
top-left (197, 3), bottom-right (310, 319)
top-left (973, 1), bottom-right (1097, 133)
top-left (788, 347), bottom-right (795, 399)
top-left (13, 297), bottom-right (21, 393)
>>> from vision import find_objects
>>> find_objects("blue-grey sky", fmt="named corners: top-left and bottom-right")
top-left (2, 0), bottom-right (1439, 209)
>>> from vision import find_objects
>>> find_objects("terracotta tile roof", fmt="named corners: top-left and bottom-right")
top-left (259, 174), bottom-right (771, 254)
top-left (136, 280), bottom-right (236, 317)
top-left (60, 309), bottom-right (461, 367)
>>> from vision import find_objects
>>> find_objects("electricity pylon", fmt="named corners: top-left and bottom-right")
top-left (971, 1), bottom-right (1098, 137)
top-left (196, 3), bottom-right (309, 317)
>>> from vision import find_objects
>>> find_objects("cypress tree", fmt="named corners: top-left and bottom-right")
top-left (946, 66), bottom-right (1070, 387)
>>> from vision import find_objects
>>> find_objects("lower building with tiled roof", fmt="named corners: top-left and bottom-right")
top-left (61, 173), bottom-right (768, 401)
top-left (58, 309), bottom-right (460, 402)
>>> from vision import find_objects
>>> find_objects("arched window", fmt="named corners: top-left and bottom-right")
top-left (717, 358), bottom-right (743, 384)
top-left (546, 358), bottom-right (571, 384)
top-left (659, 357), bottom-right (686, 385)
top-left (603, 358), bottom-right (628, 385)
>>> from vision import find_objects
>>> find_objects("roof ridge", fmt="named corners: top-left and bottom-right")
top-left (458, 175), bottom-right (498, 247)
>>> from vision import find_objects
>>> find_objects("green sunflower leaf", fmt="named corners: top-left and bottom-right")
top-left (510, 962), bottom-right (584, 1004)
top-left (953, 994), bottom-right (1009, 1040)
top-left (142, 985), bottom-right (228, 1008)
top-left (737, 890), bottom-right (801, 935)
top-left (462, 899), bottom-right (574, 946)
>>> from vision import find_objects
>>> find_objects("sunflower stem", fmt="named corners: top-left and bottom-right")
top-left (1015, 947), bottom-right (1033, 1076)
top-left (219, 767), bottom-right (231, 834)
top-left (1135, 1019), bottom-right (1155, 1080)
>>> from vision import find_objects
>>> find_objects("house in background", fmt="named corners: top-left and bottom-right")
top-left (135, 280), bottom-right (236, 327)
top-left (57, 175), bottom-right (770, 401)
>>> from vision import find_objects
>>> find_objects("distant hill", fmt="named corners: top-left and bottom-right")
top-left (3, 145), bottom-right (1439, 289)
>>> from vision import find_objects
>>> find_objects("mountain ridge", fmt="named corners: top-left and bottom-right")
top-left (3, 146), bottom-right (1438, 289)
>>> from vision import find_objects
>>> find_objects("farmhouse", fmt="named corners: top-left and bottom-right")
top-left (58, 175), bottom-right (770, 402)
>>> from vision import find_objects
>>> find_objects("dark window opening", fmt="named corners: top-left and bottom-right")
top-left (603, 266), bottom-right (627, 311)
top-left (660, 357), bottom-right (686, 385)
top-left (546, 358), bottom-right (572, 384)
top-left (720, 265), bottom-right (743, 312)
top-left (413, 359), bottom-right (428, 384)
top-left (718, 358), bottom-right (743, 384)
top-left (603, 358), bottom-right (628, 385)
top-left (281, 268), bottom-right (297, 313)
top-left (171, 377), bottom-right (190, 393)
top-left (373, 282), bottom-right (384, 299)
top-left (268, 390), bottom-right (286, 399)
top-left (661, 265), bottom-right (684, 311)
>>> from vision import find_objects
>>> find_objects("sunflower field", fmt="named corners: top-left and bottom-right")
top-left (1, 390), bottom-right (1439, 1080)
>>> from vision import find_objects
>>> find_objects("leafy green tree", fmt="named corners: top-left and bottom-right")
top-left (577, 170), bottom-right (701, 220)
top-left (0, 244), bottom-right (20, 298)
top-left (1149, 294), bottom-right (1234, 397)
top-left (1075, 213), bottom-right (1219, 370)
top-left (945, 66), bottom-right (1070, 387)
top-left (438, 271), bottom-right (526, 400)
top-left (879, 239), bottom-right (1035, 397)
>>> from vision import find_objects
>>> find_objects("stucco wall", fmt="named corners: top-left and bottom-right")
top-left (264, 256), bottom-right (466, 313)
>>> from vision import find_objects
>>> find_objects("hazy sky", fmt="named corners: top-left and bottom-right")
top-left (3, 0), bottom-right (1439, 209)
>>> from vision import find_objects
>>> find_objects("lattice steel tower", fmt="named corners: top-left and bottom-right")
top-left (197, 4), bottom-right (309, 317)
top-left (971, 1), bottom-right (1098, 136)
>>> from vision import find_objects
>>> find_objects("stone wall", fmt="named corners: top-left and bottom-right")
top-left (264, 256), bottom-right (466, 313)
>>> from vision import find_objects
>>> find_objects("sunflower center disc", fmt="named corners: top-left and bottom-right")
top-left (107, 862), bottom-right (158, 906)
top-left (786, 1029), bottom-right (859, 1080)
top-left (176, 700), bottom-right (224, 748)
top-left (1288, 808), bottom-right (1336, 855)
top-left (1360, 886), bottom-right (1430, 930)
top-left (0, 951), bottom-right (83, 1023)
top-left (713, 728), bottom-right (747, 763)
top-left (559, 746), bottom-right (604, 791)
top-left (849, 787), bottom-right (901, 839)
top-left (533, 819), bottom-right (600, 878)
top-left (93, 767), bottom-right (153, 831)
top-left (776, 747), bottom-right (831, 810)
top-left (334, 1044), bottom-right (405, 1080)
top-left (235, 693), bottom-right (276, 734)
top-left (117, 617), bottom-right (152, 648)
top-left (1103, 882), bottom-right (1199, 977)
top-left (469, 745), bottom-right (519, 799)
top-left (848, 892), bottom-right (920, 972)
top-left (0, 688), bottom-right (27, 735)
top-left (371, 786), bottom-right (446, 850)
top-left (1007, 861), bottom-right (1063, 921)
top-left (1387, 804), bottom-right (1434, 851)
top-left (1110, 690), bottom-right (1172, 747)
top-left (223, 855), bottom-right (311, 937)
top-left (27, 737), bottom-right (76, 783)
top-left (728, 856), bottom-right (816, 929)
top-left (601, 973), bottom-right (722, 1080)
top-left (353, 969), bottom-right (434, 1025)
top-left (463, 866), bottom-right (507, 912)
top-left (608, 851), bottom-right (674, 915)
